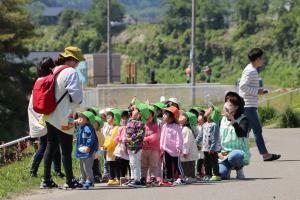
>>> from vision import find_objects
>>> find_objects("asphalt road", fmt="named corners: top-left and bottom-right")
top-left (11, 128), bottom-right (300, 200)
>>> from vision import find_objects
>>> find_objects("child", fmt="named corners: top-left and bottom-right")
top-left (102, 109), bottom-right (121, 185)
top-left (93, 115), bottom-right (105, 183)
top-left (114, 110), bottom-right (130, 185)
top-left (160, 106), bottom-right (185, 185)
top-left (196, 111), bottom-right (205, 178)
top-left (126, 103), bottom-right (150, 187)
top-left (179, 112), bottom-right (199, 184)
top-left (153, 102), bottom-right (166, 129)
top-left (141, 105), bottom-right (160, 186)
top-left (201, 106), bottom-right (222, 181)
top-left (75, 111), bottom-right (99, 189)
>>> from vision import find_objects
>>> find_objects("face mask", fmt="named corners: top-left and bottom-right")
top-left (223, 102), bottom-right (237, 114)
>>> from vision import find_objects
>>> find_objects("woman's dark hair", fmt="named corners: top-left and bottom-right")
top-left (54, 55), bottom-right (78, 66)
top-left (121, 110), bottom-right (129, 118)
top-left (86, 108), bottom-right (97, 116)
top-left (225, 92), bottom-right (245, 119)
top-left (248, 48), bottom-right (263, 62)
top-left (37, 57), bottom-right (55, 77)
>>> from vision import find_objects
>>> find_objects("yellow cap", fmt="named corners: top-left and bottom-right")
top-left (60, 46), bottom-right (85, 61)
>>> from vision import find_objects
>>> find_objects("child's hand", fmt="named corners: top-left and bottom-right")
top-left (79, 146), bottom-right (91, 153)
top-left (218, 153), bottom-right (225, 160)
top-left (125, 138), bottom-right (132, 143)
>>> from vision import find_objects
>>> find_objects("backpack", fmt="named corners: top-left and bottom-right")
top-left (32, 65), bottom-right (70, 114)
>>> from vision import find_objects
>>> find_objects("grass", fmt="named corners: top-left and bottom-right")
top-left (0, 146), bottom-right (81, 199)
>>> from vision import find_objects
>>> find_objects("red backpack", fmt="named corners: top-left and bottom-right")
top-left (32, 65), bottom-right (71, 114)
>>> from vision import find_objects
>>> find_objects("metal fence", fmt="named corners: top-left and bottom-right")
top-left (82, 84), bottom-right (237, 109)
top-left (259, 88), bottom-right (300, 111)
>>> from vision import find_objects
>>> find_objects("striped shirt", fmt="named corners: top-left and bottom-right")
top-left (239, 63), bottom-right (260, 108)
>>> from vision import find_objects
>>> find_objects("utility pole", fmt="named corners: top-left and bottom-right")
top-left (107, 0), bottom-right (112, 84)
top-left (191, 0), bottom-right (196, 105)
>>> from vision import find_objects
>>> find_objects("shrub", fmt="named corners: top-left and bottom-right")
top-left (258, 106), bottom-right (278, 126)
top-left (279, 107), bottom-right (300, 128)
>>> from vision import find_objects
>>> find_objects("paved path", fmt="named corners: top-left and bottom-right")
top-left (12, 129), bottom-right (300, 200)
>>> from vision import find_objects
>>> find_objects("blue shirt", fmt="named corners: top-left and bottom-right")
top-left (75, 124), bottom-right (98, 159)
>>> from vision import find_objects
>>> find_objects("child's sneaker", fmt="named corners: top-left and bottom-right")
top-left (40, 179), bottom-right (58, 189)
top-left (112, 179), bottom-right (120, 185)
top-left (128, 180), bottom-right (145, 188)
top-left (120, 177), bottom-right (127, 186)
top-left (107, 179), bottom-right (115, 186)
top-left (185, 177), bottom-right (197, 184)
top-left (140, 177), bottom-right (147, 186)
top-left (101, 176), bottom-right (109, 183)
top-left (173, 178), bottom-right (185, 186)
top-left (201, 175), bottom-right (212, 181)
top-left (210, 175), bottom-right (221, 181)
top-left (94, 175), bottom-right (102, 183)
top-left (83, 180), bottom-right (94, 189)
top-left (63, 178), bottom-right (83, 189)
top-left (236, 169), bottom-right (246, 180)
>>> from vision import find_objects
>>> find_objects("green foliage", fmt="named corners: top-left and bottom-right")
top-left (258, 107), bottom-right (278, 125)
top-left (0, 0), bottom-right (35, 142)
top-left (279, 107), bottom-right (300, 128)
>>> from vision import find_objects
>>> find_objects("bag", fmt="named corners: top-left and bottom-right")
top-left (32, 65), bottom-right (70, 114)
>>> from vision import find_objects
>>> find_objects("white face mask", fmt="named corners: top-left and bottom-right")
top-left (223, 102), bottom-right (237, 114)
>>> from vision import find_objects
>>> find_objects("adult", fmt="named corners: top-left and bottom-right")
top-left (218, 92), bottom-right (250, 180)
top-left (239, 48), bottom-right (280, 161)
top-left (41, 46), bottom-right (84, 189)
top-left (28, 57), bottom-right (64, 178)
top-left (185, 65), bottom-right (191, 84)
top-left (203, 66), bottom-right (212, 83)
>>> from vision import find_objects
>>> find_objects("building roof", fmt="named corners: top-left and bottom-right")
top-left (42, 7), bottom-right (64, 17)
top-left (27, 52), bottom-right (60, 64)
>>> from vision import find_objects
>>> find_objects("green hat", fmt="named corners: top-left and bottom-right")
top-left (186, 112), bottom-right (198, 127)
top-left (211, 106), bottom-right (221, 123)
top-left (60, 46), bottom-right (85, 61)
top-left (95, 116), bottom-right (104, 128)
top-left (92, 107), bottom-right (99, 115)
top-left (136, 103), bottom-right (150, 124)
top-left (81, 111), bottom-right (95, 125)
top-left (108, 108), bottom-right (121, 126)
top-left (147, 105), bottom-right (157, 123)
top-left (153, 102), bottom-right (167, 110)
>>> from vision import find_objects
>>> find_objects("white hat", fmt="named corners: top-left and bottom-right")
top-left (160, 96), bottom-right (166, 102)
top-left (167, 97), bottom-right (181, 106)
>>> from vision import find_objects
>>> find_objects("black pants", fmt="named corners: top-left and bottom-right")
top-left (44, 123), bottom-right (74, 183)
top-left (164, 151), bottom-right (184, 179)
top-left (108, 161), bottom-right (119, 179)
top-left (92, 158), bottom-right (102, 177)
top-left (116, 157), bottom-right (130, 178)
top-left (31, 135), bottom-right (61, 174)
top-left (196, 158), bottom-right (204, 175)
top-left (204, 152), bottom-right (220, 176)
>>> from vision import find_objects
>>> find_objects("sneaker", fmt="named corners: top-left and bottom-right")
top-left (120, 177), bottom-right (127, 186)
top-left (64, 179), bottom-right (83, 189)
top-left (54, 171), bottom-right (65, 178)
top-left (140, 177), bottom-right (147, 186)
top-left (128, 180), bottom-right (145, 188)
top-left (40, 179), bottom-right (58, 189)
top-left (159, 181), bottom-right (173, 187)
top-left (112, 179), bottom-right (120, 185)
top-left (101, 176), bottom-right (109, 183)
top-left (236, 169), bottom-right (246, 180)
top-left (210, 175), bottom-right (221, 181)
top-left (173, 178), bottom-right (185, 186)
top-left (185, 177), bottom-right (197, 184)
top-left (83, 180), bottom-right (94, 189)
top-left (107, 179), bottom-right (115, 186)
top-left (94, 175), bottom-right (102, 183)
top-left (201, 175), bottom-right (212, 181)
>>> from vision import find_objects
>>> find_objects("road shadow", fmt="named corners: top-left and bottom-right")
top-left (244, 177), bottom-right (282, 181)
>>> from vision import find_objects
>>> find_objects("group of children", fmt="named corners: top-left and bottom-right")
top-left (75, 97), bottom-right (223, 189)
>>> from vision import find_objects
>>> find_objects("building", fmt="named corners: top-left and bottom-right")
top-left (84, 53), bottom-right (121, 86)
top-left (42, 7), bottom-right (64, 25)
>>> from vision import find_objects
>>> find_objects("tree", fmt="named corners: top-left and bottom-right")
top-left (0, 0), bottom-right (35, 141)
